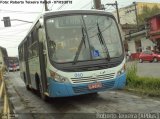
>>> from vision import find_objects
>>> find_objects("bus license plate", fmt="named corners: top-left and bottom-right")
top-left (88, 82), bottom-right (102, 89)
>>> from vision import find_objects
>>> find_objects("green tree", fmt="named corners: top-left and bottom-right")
top-left (138, 5), bottom-right (160, 25)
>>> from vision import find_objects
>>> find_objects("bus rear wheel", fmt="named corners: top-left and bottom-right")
top-left (26, 85), bottom-right (31, 91)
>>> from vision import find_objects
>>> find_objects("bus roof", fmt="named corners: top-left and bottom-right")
top-left (43, 9), bottom-right (113, 17)
top-left (0, 46), bottom-right (7, 50)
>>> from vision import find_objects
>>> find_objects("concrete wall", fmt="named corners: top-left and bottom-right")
top-left (141, 37), bottom-right (155, 51)
top-left (113, 4), bottom-right (136, 25)
top-left (128, 40), bottom-right (136, 53)
top-left (127, 37), bottom-right (155, 54)
top-left (112, 2), bottom-right (160, 25)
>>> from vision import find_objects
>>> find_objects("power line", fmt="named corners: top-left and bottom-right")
top-left (49, 3), bottom-right (54, 10)
top-left (105, 5), bottom-right (112, 11)
top-left (57, 4), bottom-right (65, 10)
top-left (80, 1), bottom-right (91, 9)
top-left (105, 1), bottom-right (120, 23)
top-left (0, 23), bottom-right (30, 31)
top-left (0, 9), bottom-right (40, 14)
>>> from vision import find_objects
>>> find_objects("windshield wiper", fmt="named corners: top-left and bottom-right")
top-left (73, 16), bottom-right (93, 65)
top-left (81, 16), bottom-right (92, 60)
top-left (72, 27), bottom-right (86, 65)
top-left (97, 22), bottom-right (110, 61)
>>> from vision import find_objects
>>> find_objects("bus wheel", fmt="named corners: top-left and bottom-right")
top-left (26, 85), bottom-right (31, 91)
top-left (38, 82), bottom-right (49, 101)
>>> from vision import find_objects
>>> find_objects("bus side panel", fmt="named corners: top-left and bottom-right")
top-left (28, 57), bottom-right (41, 89)
top-left (37, 28), bottom-right (48, 93)
top-left (38, 42), bottom-right (48, 93)
top-left (19, 61), bottom-right (26, 82)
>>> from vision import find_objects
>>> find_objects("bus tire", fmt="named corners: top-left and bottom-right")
top-left (38, 82), bottom-right (49, 101)
top-left (26, 85), bottom-right (30, 91)
top-left (36, 74), bottom-right (49, 101)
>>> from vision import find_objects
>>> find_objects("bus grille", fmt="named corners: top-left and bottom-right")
top-left (72, 80), bottom-right (115, 94)
top-left (71, 73), bottom-right (115, 84)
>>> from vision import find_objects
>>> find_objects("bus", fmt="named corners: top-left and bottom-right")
top-left (18, 10), bottom-right (126, 100)
top-left (0, 46), bottom-right (8, 72)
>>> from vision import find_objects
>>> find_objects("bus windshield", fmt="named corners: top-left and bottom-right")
top-left (46, 14), bottom-right (123, 63)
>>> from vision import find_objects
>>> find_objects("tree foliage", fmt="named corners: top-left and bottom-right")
top-left (138, 5), bottom-right (160, 25)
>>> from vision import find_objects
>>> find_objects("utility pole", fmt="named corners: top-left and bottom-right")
top-left (115, 1), bottom-right (120, 24)
top-left (106, 1), bottom-right (120, 24)
top-left (44, 0), bottom-right (49, 11)
top-left (133, 2), bottom-right (139, 30)
top-left (93, 0), bottom-right (101, 9)
top-left (93, 0), bottom-right (105, 10)
top-left (1, 18), bottom-right (33, 27)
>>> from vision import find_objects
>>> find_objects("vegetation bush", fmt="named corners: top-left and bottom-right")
top-left (126, 63), bottom-right (160, 97)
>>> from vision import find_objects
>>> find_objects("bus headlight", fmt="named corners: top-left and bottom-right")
top-left (50, 71), bottom-right (69, 83)
top-left (116, 64), bottom-right (126, 77)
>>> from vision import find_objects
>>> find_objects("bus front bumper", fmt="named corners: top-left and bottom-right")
top-left (48, 72), bottom-right (126, 97)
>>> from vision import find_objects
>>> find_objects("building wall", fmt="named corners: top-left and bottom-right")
top-left (141, 37), bottom-right (154, 51)
top-left (128, 40), bottom-right (136, 53)
top-left (113, 4), bottom-right (136, 25)
top-left (137, 2), bottom-right (160, 14)
top-left (128, 36), bottom-right (154, 54)
top-left (112, 2), bottom-right (160, 25)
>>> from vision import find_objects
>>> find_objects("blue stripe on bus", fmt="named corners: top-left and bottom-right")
top-left (47, 72), bottom-right (126, 97)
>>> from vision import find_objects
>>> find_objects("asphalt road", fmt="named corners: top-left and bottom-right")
top-left (5, 72), bottom-right (160, 119)
top-left (127, 61), bottom-right (160, 78)
top-left (137, 62), bottom-right (160, 78)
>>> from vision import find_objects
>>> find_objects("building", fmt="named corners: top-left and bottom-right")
top-left (113, 2), bottom-right (160, 25)
top-left (112, 2), bottom-right (160, 59)
top-left (125, 31), bottom-right (155, 59)
top-left (147, 14), bottom-right (160, 52)
top-left (0, 46), bottom-right (8, 71)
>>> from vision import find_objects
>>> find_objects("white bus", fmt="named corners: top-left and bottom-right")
top-left (18, 10), bottom-right (126, 100)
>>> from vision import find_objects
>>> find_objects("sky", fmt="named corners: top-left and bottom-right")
top-left (0, 0), bottom-right (160, 57)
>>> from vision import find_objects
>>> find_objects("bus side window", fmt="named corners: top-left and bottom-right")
top-left (32, 42), bottom-right (38, 57)
top-left (32, 28), bottom-right (39, 56)
top-left (28, 34), bottom-right (33, 59)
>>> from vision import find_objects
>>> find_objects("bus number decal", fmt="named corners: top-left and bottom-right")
top-left (74, 73), bottom-right (83, 78)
